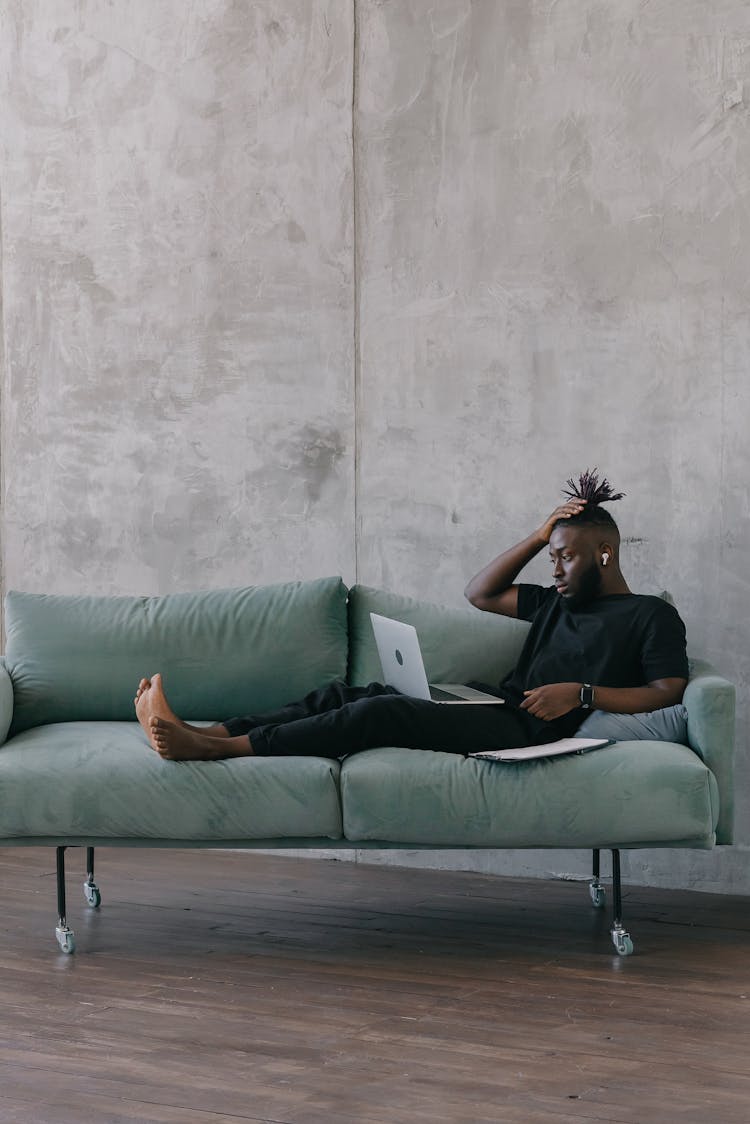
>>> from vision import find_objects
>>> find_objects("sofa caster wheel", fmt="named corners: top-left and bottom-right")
top-left (55, 925), bottom-right (76, 954)
top-left (83, 881), bottom-right (101, 908)
top-left (589, 881), bottom-right (606, 908)
top-left (611, 927), bottom-right (634, 956)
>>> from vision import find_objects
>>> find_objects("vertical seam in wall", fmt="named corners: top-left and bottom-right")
top-left (718, 294), bottom-right (727, 640)
top-left (352, 0), bottom-right (361, 585)
top-left (0, 177), bottom-right (5, 650)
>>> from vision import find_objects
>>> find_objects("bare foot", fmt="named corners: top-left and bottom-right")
top-left (135, 673), bottom-right (184, 749)
top-left (149, 717), bottom-right (252, 762)
top-left (135, 673), bottom-right (230, 751)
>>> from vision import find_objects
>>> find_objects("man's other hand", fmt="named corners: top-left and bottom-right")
top-left (521, 682), bottom-right (582, 721)
top-left (537, 499), bottom-right (586, 543)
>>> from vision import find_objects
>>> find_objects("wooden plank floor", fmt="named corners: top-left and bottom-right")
top-left (0, 848), bottom-right (749, 1124)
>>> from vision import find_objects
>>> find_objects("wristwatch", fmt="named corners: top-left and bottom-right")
top-left (580, 683), bottom-right (595, 709)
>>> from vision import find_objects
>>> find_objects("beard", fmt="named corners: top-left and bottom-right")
top-left (561, 560), bottom-right (603, 611)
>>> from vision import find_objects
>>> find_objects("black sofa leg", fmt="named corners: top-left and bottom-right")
top-left (53, 846), bottom-right (101, 954)
top-left (55, 846), bottom-right (75, 954)
top-left (610, 849), bottom-right (634, 956)
top-left (589, 848), bottom-right (606, 908)
top-left (84, 846), bottom-right (101, 908)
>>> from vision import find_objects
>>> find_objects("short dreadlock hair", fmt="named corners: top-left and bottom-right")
top-left (553, 469), bottom-right (625, 533)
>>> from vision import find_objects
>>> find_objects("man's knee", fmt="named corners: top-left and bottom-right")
top-left (347, 693), bottom-right (437, 742)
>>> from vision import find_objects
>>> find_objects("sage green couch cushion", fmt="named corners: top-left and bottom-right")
top-left (341, 743), bottom-right (719, 849)
top-left (0, 722), bottom-right (343, 840)
top-left (347, 584), bottom-right (529, 688)
top-left (4, 577), bottom-right (348, 736)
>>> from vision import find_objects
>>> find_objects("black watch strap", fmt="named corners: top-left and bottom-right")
top-left (580, 683), bottom-right (594, 709)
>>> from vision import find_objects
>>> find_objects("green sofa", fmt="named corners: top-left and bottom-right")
top-left (0, 576), bottom-right (735, 957)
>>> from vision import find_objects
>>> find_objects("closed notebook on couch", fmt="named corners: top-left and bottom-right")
top-left (469, 736), bottom-right (612, 764)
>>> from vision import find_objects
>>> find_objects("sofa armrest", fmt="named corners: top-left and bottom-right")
top-left (684, 659), bottom-right (736, 844)
top-left (0, 659), bottom-right (14, 746)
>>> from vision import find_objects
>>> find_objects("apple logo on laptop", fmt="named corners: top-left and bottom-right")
top-left (395, 649), bottom-right (404, 665)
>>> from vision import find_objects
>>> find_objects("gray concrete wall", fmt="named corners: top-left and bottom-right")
top-left (0, 0), bottom-right (356, 594)
top-left (1, 1), bottom-right (748, 892)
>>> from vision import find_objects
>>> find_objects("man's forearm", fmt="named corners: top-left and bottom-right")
top-left (520, 678), bottom-right (688, 721)
top-left (463, 530), bottom-right (547, 609)
top-left (588, 680), bottom-right (687, 715)
top-left (464, 498), bottom-right (586, 615)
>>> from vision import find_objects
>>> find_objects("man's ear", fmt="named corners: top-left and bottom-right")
top-left (599, 540), bottom-right (614, 566)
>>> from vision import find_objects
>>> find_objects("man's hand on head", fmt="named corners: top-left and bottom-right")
top-left (464, 496), bottom-right (589, 620)
top-left (537, 499), bottom-right (587, 544)
top-left (520, 682), bottom-right (582, 722)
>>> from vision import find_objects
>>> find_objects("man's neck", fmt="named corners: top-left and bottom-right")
top-left (599, 570), bottom-right (631, 597)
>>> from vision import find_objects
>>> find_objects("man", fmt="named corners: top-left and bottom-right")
top-left (135, 474), bottom-right (688, 762)
top-left (463, 476), bottom-right (688, 741)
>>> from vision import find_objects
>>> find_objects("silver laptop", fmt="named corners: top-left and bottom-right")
top-left (370, 613), bottom-right (506, 705)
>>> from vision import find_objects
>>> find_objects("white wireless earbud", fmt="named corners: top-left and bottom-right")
top-left (602, 554), bottom-right (609, 566)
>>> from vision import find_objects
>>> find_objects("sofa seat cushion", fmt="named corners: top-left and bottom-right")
top-left (341, 743), bottom-right (719, 849)
top-left (0, 723), bottom-right (343, 841)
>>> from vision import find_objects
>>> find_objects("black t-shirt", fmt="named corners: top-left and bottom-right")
top-left (497, 584), bottom-right (689, 741)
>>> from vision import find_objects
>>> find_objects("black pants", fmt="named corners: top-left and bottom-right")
top-left (222, 679), bottom-right (539, 759)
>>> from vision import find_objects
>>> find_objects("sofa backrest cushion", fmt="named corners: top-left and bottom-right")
top-left (347, 585), bottom-right (530, 689)
top-left (4, 577), bottom-right (349, 735)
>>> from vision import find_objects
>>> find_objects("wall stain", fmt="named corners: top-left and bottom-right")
top-left (297, 425), bottom-right (347, 503)
top-left (287, 220), bottom-right (307, 243)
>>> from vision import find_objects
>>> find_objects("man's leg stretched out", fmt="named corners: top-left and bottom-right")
top-left (135, 675), bottom-right (531, 762)
top-left (135, 676), bottom-right (406, 761)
